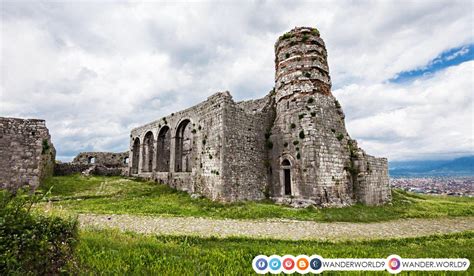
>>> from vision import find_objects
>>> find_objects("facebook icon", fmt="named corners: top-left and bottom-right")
top-left (255, 258), bottom-right (268, 271)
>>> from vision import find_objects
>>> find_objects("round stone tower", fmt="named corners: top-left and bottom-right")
top-left (270, 27), bottom-right (355, 207)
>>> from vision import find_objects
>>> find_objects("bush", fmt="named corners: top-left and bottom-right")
top-left (299, 130), bottom-right (305, 139)
top-left (266, 140), bottom-right (274, 149)
top-left (41, 139), bottom-right (50, 154)
top-left (0, 189), bottom-right (78, 274)
top-left (336, 133), bottom-right (344, 141)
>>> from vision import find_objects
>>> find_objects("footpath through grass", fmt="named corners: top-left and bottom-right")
top-left (39, 175), bottom-right (474, 223)
top-left (77, 230), bottom-right (474, 274)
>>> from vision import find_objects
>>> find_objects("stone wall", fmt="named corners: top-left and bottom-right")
top-left (221, 94), bottom-right (275, 201)
top-left (72, 151), bottom-right (129, 167)
top-left (353, 153), bottom-right (392, 205)
top-left (0, 117), bottom-right (55, 190)
top-left (130, 92), bottom-right (228, 200)
top-left (54, 163), bottom-right (90, 176)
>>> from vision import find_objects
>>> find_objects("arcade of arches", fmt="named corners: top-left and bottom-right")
top-left (130, 120), bottom-right (193, 174)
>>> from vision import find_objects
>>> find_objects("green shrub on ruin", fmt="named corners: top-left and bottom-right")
top-left (266, 140), bottom-right (274, 149)
top-left (312, 28), bottom-right (320, 36)
top-left (299, 130), bottom-right (305, 139)
top-left (41, 139), bottom-right (50, 154)
top-left (337, 133), bottom-right (344, 141)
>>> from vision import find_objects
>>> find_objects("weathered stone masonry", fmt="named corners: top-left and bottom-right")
top-left (54, 151), bottom-right (129, 176)
top-left (72, 151), bottom-right (129, 167)
top-left (130, 27), bottom-right (391, 206)
top-left (0, 117), bottom-right (55, 190)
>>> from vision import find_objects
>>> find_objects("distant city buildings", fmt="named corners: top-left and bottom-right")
top-left (390, 177), bottom-right (473, 197)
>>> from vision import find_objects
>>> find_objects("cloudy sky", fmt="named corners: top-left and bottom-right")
top-left (1, 0), bottom-right (473, 161)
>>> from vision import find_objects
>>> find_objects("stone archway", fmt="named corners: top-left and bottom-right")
top-left (142, 131), bottom-right (154, 172)
top-left (157, 126), bottom-right (171, 172)
top-left (131, 138), bottom-right (140, 174)
top-left (281, 159), bottom-right (292, 196)
top-left (175, 119), bottom-right (193, 172)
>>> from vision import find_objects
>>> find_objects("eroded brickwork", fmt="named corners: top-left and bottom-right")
top-left (130, 27), bottom-right (391, 206)
top-left (0, 117), bottom-right (55, 190)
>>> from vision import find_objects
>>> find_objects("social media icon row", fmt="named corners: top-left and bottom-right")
top-left (252, 255), bottom-right (323, 274)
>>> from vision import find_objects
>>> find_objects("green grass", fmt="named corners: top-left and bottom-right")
top-left (76, 229), bottom-right (474, 275)
top-left (38, 175), bottom-right (474, 222)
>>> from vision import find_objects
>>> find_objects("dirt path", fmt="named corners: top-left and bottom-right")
top-left (78, 214), bottom-right (474, 241)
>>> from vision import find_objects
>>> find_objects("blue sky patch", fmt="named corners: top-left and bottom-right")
top-left (390, 44), bottom-right (473, 83)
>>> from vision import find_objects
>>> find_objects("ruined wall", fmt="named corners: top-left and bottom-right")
top-left (221, 94), bottom-right (275, 201)
top-left (0, 117), bottom-right (55, 190)
top-left (72, 151), bottom-right (129, 167)
top-left (54, 163), bottom-right (90, 176)
top-left (130, 92), bottom-right (228, 200)
top-left (353, 153), bottom-right (391, 205)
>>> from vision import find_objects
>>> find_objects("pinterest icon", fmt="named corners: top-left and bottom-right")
top-left (282, 255), bottom-right (295, 273)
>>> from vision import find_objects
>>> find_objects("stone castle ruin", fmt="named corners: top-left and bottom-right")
top-left (0, 117), bottom-right (55, 190)
top-left (129, 27), bottom-right (391, 207)
top-left (54, 151), bottom-right (129, 176)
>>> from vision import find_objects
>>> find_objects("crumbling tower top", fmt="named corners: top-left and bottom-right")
top-left (274, 27), bottom-right (332, 103)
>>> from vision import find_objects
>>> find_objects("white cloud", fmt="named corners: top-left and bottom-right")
top-left (0, 0), bottom-right (472, 161)
top-left (335, 61), bottom-right (474, 161)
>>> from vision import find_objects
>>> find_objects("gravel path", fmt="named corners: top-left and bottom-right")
top-left (78, 214), bottom-right (474, 241)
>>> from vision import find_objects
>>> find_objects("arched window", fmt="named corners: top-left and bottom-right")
top-left (157, 126), bottom-right (171, 172)
top-left (123, 157), bottom-right (129, 164)
top-left (88, 157), bottom-right (96, 164)
top-left (175, 119), bottom-right (193, 172)
top-left (143, 131), bottom-right (154, 172)
top-left (131, 138), bottom-right (140, 174)
top-left (281, 159), bottom-right (292, 196)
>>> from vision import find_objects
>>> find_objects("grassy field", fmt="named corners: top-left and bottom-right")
top-left (38, 175), bottom-right (474, 222)
top-left (76, 229), bottom-right (474, 274)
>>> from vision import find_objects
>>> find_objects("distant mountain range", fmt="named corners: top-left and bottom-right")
top-left (389, 156), bottom-right (474, 177)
